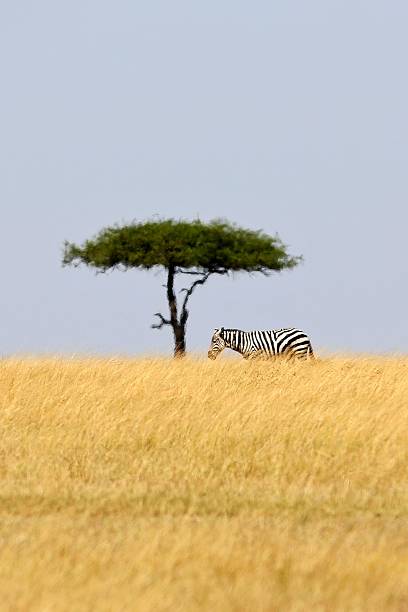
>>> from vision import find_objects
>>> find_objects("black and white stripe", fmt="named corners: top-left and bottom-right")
top-left (208, 327), bottom-right (314, 361)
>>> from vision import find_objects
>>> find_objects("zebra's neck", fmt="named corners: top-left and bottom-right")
top-left (223, 329), bottom-right (249, 356)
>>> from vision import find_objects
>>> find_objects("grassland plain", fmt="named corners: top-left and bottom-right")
top-left (0, 356), bottom-right (408, 611)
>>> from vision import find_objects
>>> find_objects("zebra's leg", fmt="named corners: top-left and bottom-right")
top-left (295, 345), bottom-right (315, 361)
top-left (281, 347), bottom-right (296, 361)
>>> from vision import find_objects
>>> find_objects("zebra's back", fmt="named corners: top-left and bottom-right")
top-left (245, 328), bottom-right (314, 360)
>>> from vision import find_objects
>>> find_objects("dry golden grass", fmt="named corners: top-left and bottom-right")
top-left (1, 355), bottom-right (408, 611)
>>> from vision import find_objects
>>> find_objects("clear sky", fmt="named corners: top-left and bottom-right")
top-left (1, 1), bottom-right (407, 356)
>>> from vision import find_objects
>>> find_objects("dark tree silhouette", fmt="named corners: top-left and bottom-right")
top-left (63, 219), bottom-right (301, 357)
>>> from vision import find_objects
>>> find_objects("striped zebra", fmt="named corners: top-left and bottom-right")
top-left (207, 327), bottom-right (315, 361)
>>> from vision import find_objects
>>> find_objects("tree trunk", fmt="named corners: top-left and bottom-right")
top-left (166, 264), bottom-right (186, 358)
top-left (173, 323), bottom-right (186, 358)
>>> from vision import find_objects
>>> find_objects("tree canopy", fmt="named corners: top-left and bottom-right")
top-left (63, 219), bottom-right (300, 273)
top-left (63, 219), bottom-right (302, 357)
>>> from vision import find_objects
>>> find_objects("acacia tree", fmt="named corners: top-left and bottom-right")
top-left (63, 219), bottom-right (301, 357)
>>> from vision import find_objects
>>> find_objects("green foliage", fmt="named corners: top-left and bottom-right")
top-left (63, 219), bottom-right (301, 274)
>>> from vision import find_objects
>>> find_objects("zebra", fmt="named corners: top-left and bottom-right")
top-left (207, 327), bottom-right (315, 361)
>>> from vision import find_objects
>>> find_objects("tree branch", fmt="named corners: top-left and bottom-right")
top-left (210, 268), bottom-right (229, 275)
top-left (176, 268), bottom-right (204, 275)
top-left (151, 312), bottom-right (171, 330)
top-left (177, 267), bottom-right (229, 276)
top-left (179, 272), bottom-right (212, 327)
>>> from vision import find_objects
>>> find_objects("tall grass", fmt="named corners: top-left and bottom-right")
top-left (0, 356), bottom-right (408, 611)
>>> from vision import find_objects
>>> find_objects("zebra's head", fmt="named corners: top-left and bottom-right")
top-left (208, 328), bottom-right (227, 360)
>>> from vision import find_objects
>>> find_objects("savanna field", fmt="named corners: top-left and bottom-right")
top-left (1, 356), bottom-right (408, 611)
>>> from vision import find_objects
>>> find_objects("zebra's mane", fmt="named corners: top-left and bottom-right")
top-left (220, 328), bottom-right (240, 335)
top-left (220, 327), bottom-right (296, 337)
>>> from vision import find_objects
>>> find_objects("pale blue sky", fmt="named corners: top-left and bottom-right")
top-left (1, 1), bottom-right (407, 356)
